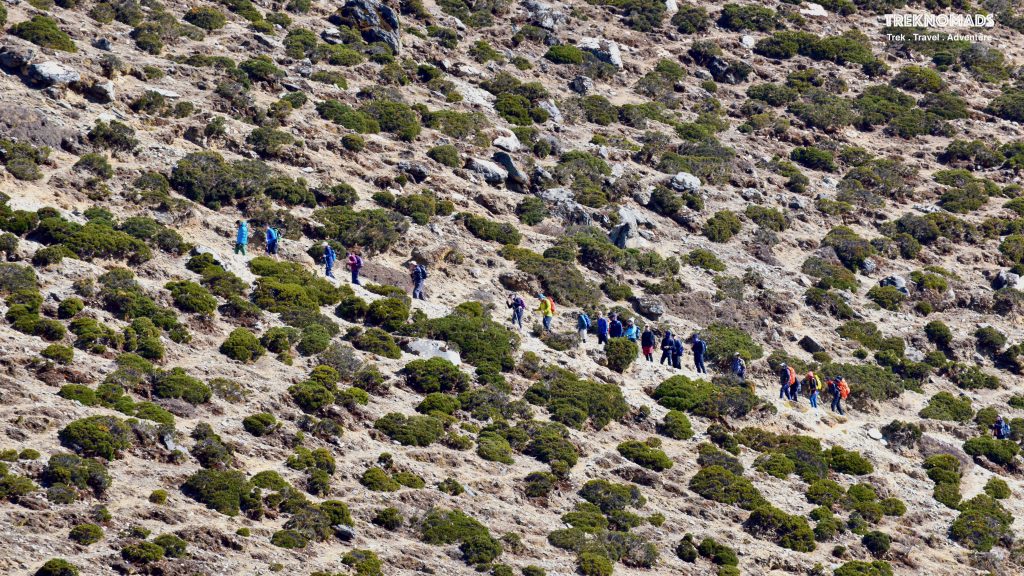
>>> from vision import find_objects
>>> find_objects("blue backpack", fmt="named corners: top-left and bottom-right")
top-left (1000, 421), bottom-right (1011, 438)
top-left (581, 314), bottom-right (591, 329)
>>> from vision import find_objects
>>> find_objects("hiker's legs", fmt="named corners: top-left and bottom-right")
top-left (578, 329), bottom-right (587, 343)
top-left (234, 242), bottom-right (243, 255)
top-left (325, 263), bottom-right (334, 278)
top-left (837, 399), bottom-right (844, 415)
top-left (694, 354), bottom-right (706, 374)
top-left (780, 385), bottom-right (787, 400)
top-left (810, 394), bottom-right (818, 409)
top-left (790, 385), bottom-right (799, 403)
top-left (542, 315), bottom-right (551, 332)
top-left (351, 269), bottom-right (360, 285)
top-left (413, 280), bottom-right (424, 300)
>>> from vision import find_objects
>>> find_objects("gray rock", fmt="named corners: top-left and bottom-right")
top-left (93, 37), bottom-right (113, 51)
top-left (493, 152), bottom-right (528, 191)
top-left (397, 161), bottom-right (430, 183)
top-left (861, 258), bottom-right (877, 274)
top-left (405, 338), bottom-right (461, 365)
top-left (800, 2), bottom-right (828, 17)
top-left (499, 271), bottom-right (537, 292)
top-left (740, 35), bottom-right (756, 49)
top-left (880, 275), bottom-right (909, 295)
top-left (330, 0), bottom-right (401, 54)
top-left (333, 525), bottom-right (356, 541)
top-left (86, 79), bottom-right (115, 104)
top-left (0, 44), bottom-right (35, 70)
top-left (578, 37), bottom-right (623, 68)
top-left (492, 131), bottom-right (521, 152)
top-left (994, 270), bottom-right (1021, 290)
top-left (633, 185), bottom-right (654, 206)
top-left (465, 157), bottom-right (508, 185)
top-left (538, 187), bottom-right (593, 226)
top-left (148, 87), bottom-right (180, 98)
top-left (569, 75), bottom-right (594, 94)
top-left (320, 27), bottom-right (343, 44)
top-left (664, 0), bottom-right (678, 13)
top-left (609, 206), bottom-right (653, 249)
top-left (632, 296), bottom-right (665, 320)
top-left (524, 0), bottom-right (567, 31)
top-left (799, 335), bottom-right (825, 353)
top-left (537, 99), bottom-right (562, 124)
top-left (788, 196), bottom-right (807, 210)
top-left (670, 171), bottom-right (701, 192)
top-left (27, 61), bottom-right (80, 86)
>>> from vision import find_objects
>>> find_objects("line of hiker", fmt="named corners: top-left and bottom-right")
top-left (778, 363), bottom-right (849, 415)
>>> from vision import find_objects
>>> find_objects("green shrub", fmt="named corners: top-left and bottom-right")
top-left (743, 505), bottom-right (816, 552)
top-left (704, 324), bottom-right (764, 368)
top-left (604, 338), bottom-right (638, 373)
top-left (121, 541), bottom-right (165, 563)
top-left (950, 495), bottom-right (1013, 551)
top-left (351, 327), bottom-right (402, 358)
top-left (697, 537), bottom-right (738, 566)
top-left (963, 436), bottom-right (1019, 467)
top-left (420, 508), bottom-right (502, 565)
top-left (181, 469), bottom-right (252, 516)
top-left (684, 249), bottom-right (725, 271)
top-left (42, 345), bottom-right (74, 365)
top-left (11, 16), bottom-right (77, 52)
top-left (360, 467), bottom-right (400, 491)
top-left (242, 413), bottom-right (277, 436)
top-left (754, 452), bottom-right (795, 479)
top-left (374, 413), bottom-right (444, 446)
top-left (372, 506), bottom-right (403, 530)
top-left (718, 3), bottom-right (777, 31)
top-left (58, 416), bottom-right (131, 460)
top-left (427, 144), bottom-right (461, 167)
top-left (57, 298), bottom-right (84, 319)
top-left (34, 559), bottom-right (80, 576)
top-left (891, 65), bottom-right (944, 92)
top-left (153, 368), bottom-right (211, 404)
top-left (689, 465), bottom-right (766, 510)
top-left (833, 561), bottom-right (894, 576)
top-left (360, 100), bottom-right (421, 141)
top-left (219, 328), bottom-right (265, 362)
top-left (342, 549), bottom-right (383, 576)
top-left (525, 368), bottom-right (627, 430)
top-left (68, 523), bottom-right (103, 545)
top-left (617, 440), bottom-right (673, 471)
top-left (658, 410), bottom-right (693, 440)
top-left (703, 210), bottom-right (742, 242)
top-left (984, 477), bottom-right (1011, 499)
top-left (919, 392), bottom-right (972, 422)
top-left (544, 45), bottom-right (584, 64)
top-left (463, 214), bottom-right (521, 245)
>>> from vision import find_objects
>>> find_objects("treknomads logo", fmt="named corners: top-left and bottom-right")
top-left (881, 13), bottom-right (995, 28)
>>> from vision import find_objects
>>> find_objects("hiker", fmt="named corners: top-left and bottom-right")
top-left (993, 416), bottom-right (1011, 440)
top-left (829, 376), bottom-right (848, 415)
top-left (322, 242), bottom-right (336, 279)
top-left (691, 334), bottom-right (707, 374)
top-left (804, 370), bottom-right (822, 401)
top-left (346, 248), bottom-right (363, 285)
top-left (809, 381), bottom-right (820, 412)
top-left (265, 225), bottom-right (279, 256)
top-left (234, 220), bottom-right (249, 255)
top-left (641, 326), bottom-right (655, 362)
top-left (609, 313), bottom-right (623, 338)
top-left (624, 318), bottom-right (639, 342)
top-left (507, 293), bottom-right (526, 330)
top-left (577, 311), bottom-right (592, 344)
top-left (671, 334), bottom-right (684, 369)
top-left (596, 312), bottom-right (609, 345)
top-left (789, 374), bottom-right (802, 404)
top-left (779, 363), bottom-right (796, 400)
top-left (410, 261), bottom-right (428, 300)
top-left (537, 293), bottom-right (554, 332)
top-left (660, 331), bottom-right (674, 365)
top-left (731, 352), bottom-right (746, 381)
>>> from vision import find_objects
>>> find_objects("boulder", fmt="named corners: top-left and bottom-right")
top-left (93, 37), bottom-right (113, 51)
top-left (798, 335), bottom-right (825, 354)
top-left (664, 0), bottom-right (678, 13)
top-left (707, 56), bottom-right (743, 84)
top-left (800, 2), bottom-right (828, 17)
top-left (569, 75), bottom-right (594, 94)
top-left (397, 161), bottom-right (430, 183)
top-left (492, 131), bottom-right (521, 152)
top-left (537, 100), bottom-right (563, 123)
top-left (578, 37), bottom-right (623, 68)
top-left (330, 0), bottom-right (401, 54)
top-left (880, 275), bottom-right (909, 295)
top-left (411, 244), bottom-right (456, 266)
top-left (632, 296), bottom-right (665, 320)
top-left (148, 87), bottom-right (180, 98)
top-left (994, 270), bottom-right (1021, 290)
top-left (492, 152), bottom-right (528, 191)
top-left (499, 270), bottom-right (537, 293)
top-left (740, 35), bottom-right (756, 49)
top-left (27, 61), bottom-right (80, 86)
top-left (538, 188), bottom-right (593, 226)
top-left (0, 44), bottom-right (35, 70)
top-left (524, 0), bottom-right (567, 31)
top-left (670, 172), bottom-right (701, 192)
top-left (465, 157), bottom-right (508, 186)
top-left (85, 79), bottom-right (115, 104)
top-left (861, 258), bottom-right (877, 274)
top-left (333, 525), bottom-right (356, 541)
top-left (405, 338), bottom-right (461, 365)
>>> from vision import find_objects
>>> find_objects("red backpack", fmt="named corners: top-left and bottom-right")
top-left (787, 366), bottom-right (796, 385)
top-left (547, 297), bottom-right (556, 315)
top-left (837, 379), bottom-right (850, 399)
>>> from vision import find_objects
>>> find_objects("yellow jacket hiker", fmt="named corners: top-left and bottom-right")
top-left (537, 294), bottom-right (554, 333)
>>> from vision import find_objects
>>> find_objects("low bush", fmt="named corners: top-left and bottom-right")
top-left (658, 410), bottom-right (693, 440)
top-left (919, 392), bottom-right (972, 422)
top-left (950, 495), bottom-right (1013, 551)
top-left (351, 327), bottom-right (402, 359)
top-left (374, 413), bottom-right (444, 446)
top-left (68, 523), bottom-right (103, 545)
top-left (617, 440), bottom-right (673, 471)
top-left (403, 358), bottom-right (469, 394)
top-left (703, 210), bottom-right (742, 243)
top-left (242, 413), bottom-right (277, 436)
top-left (11, 16), bottom-right (76, 52)
top-left (743, 505), bottom-right (816, 552)
top-left (689, 465), bottom-right (766, 510)
top-left (604, 338), bottom-right (638, 373)
top-left (58, 416), bottom-right (132, 460)
top-left (34, 559), bottom-right (80, 576)
top-left (963, 436), bottom-right (1019, 467)
top-left (181, 469), bottom-right (252, 516)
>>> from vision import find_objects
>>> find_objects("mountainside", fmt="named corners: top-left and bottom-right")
top-left (2, 0), bottom-right (1024, 575)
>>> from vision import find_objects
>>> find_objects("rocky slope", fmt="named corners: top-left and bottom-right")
top-left (1, 0), bottom-right (1024, 575)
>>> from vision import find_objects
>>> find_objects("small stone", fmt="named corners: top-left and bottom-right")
top-left (569, 75), bottom-right (594, 94)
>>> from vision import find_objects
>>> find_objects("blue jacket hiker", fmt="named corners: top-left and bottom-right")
top-left (691, 334), bottom-right (707, 374)
top-left (596, 314), bottom-right (609, 344)
top-left (577, 312), bottom-right (591, 343)
top-left (234, 220), bottom-right (249, 255)
top-left (323, 243), bottom-right (336, 279)
top-left (411, 261), bottom-right (428, 300)
top-left (609, 315), bottom-right (623, 338)
top-left (265, 226), bottom-right (278, 255)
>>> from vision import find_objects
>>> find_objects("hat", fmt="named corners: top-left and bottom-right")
top-left (780, 362), bottom-right (787, 367)
top-left (734, 352), bottom-right (740, 356)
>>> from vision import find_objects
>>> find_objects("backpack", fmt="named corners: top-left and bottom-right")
top-left (547, 297), bottom-right (555, 315)
top-left (581, 314), bottom-right (591, 329)
top-left (267, 228), bottom-right (277, 241)
top-left (514, 296), bottom-right (525, 309)
top-left (787, 366), bottom-right (796, 385)
top-left (354, 255), bottom-right (363, 268)
top-left (1000, 421), bottom-right (1011, 438)
top-left (837, 379), bottom-right (850, 399)
top-left (415, 264), bottom-right (428, 280)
